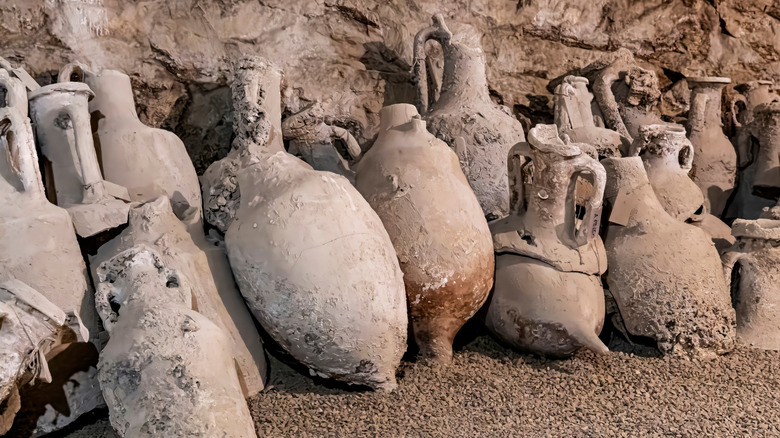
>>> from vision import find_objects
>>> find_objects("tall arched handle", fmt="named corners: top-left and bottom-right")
top-left (730, 94), bottom-right (747, 129)
top-left (721, 250), bottom-right (749, 285)
top-left (0, 107), bottom-right (46, 198)
top-left (413, 14), bottom-right (452, 115)
top-left (58, 62), bottom-right (91, 83)
top-left (63, 104), bottom-right (106, 203)
top-left (330, 125), bottom-right (361, 159)
top-left (568, 154), bottom-right (607, 246)
top-left (508, 141), bottom-right (531, 215)
top-left (593, 66), bottom-right (633, 142)
top-left (0, 69), bottom-right (29, 117)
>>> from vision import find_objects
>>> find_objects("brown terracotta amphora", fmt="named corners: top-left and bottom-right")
top-left (686, 77), bottom-right (736, 217)
top-left (354, 103), bottom-right (494, 364)
top-left (602, 156), bottom-right (736, 356)
top-left (486, 124), bottom-right (608, 357)
top-left (723, 218), bottom-right (780, 350)
top-left (413, 14), bottom-right (525, 220)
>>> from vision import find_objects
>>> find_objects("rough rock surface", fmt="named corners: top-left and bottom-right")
top-left (3, 1), bottom-right (779, 171)
top-left (63, 333), bottom-right (780, 438)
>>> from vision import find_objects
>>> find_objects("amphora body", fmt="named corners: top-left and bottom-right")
top-left (486, 124), bottom-right (608, 357)
top-left (95, 247), bottom-right (256, 437)
top-left (355, 104), bottom-right (493, 364)
top-left (723, 219), bottom-right (780, 350)
top-left (414, 14), bottom-right (525, 220)
top-left (28, 82), bottom-right (128, 237)
top-left (59, 64), bottom-right (201, 218)
top-left (223, 58), bottom-right (407, 390)
top-left (555, 75), bottom-right (631, 158)
top-left (91, 197), bottom-right (267, 396)
top-left (602, 156), bottom-right (736, 356)
top-left (686, 77), bottom-right (736, 217)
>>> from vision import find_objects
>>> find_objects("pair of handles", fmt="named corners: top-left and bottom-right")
top-left (509, 141), bottom-right (606, 246)
top-left (413, 14), bottom-right (451, 115)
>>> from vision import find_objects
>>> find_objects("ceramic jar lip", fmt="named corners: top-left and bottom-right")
top-left (732, 218), bottom-right (780, 240)
top-left (28, 82), bottom-right (94, 102)
top-left (686, 76), bottom-right (731, 87)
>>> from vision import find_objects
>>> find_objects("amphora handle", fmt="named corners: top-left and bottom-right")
top-left (565, 154), bottom-right (606, 246)
top-left (413, 14), bottom-right (452, 115)
top-left (0, 107), bottom-right (46, 198)
top-left (58, 62), bottom-right (92, 83)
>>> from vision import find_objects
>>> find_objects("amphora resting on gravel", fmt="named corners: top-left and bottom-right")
top-left (355, 103), bottom-right (494, 365)
top-left (486, 124), bottom-right (608, 358)
top-left (602, 156), bottom-right (736, 356)
top-left (723, 218), bottom-right (780, 350)
top-left (222, 58), bottom-right (408, 391)
top-left (413, 14), bottom-right (525, 220)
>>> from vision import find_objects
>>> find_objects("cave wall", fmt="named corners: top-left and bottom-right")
top-left (2, 0), bottom-right (779, 173)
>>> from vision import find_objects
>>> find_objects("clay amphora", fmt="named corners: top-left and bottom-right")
top-left (602, 156), bottom-right (736, 356)
top-left (0, 107), bottom-right (105, 434)
top-left (686, 77), bottom-right (736, 217)
top-left (725, 81), bottom-right (779, 220)
top-left (628, 124), bottom-right (702, 220)
top-left (95, 246), bottom-right (256, 437)
top-left (414, 14), bottom-right (526, 220)
top-left (555, 75), bottom-right (631, 158)
top-left (354, 103), bottom-right (493, 364)
top-left (590, 49), bottom-right (666, 142)
top-left (223, 58), bottom-right (408, 390)
top-left (751, 102), bottom-right (780, 199)
top-left (0, 279), bottom-right (89, 435)
top-left (91, 196), bottom-right (267, 397)
top-left (486, 124), bottom-right (608, 357)
top-left (0, 68), bottom-right (28, 117)
top-left (723, 219), bottom-right (780, 350)
top-left (28, 82), bottom-right (128, 237)
top-left (59, 63), bottom-right (202, 218)
top-left (282, 100), bottom-right (362, 184)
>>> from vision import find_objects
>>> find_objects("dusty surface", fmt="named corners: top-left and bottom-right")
top-left (61, 333), bottom-right (780, 437)
top-left (3, 1), bottom-right (780, 173)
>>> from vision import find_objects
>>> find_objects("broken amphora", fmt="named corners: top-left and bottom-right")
top-left (0, 107), bottom-right (105, 434)
top-left (686, 77), bottom-right (736, 217)
top-left (413, 14), bottom-right (525, 220)
top-left (28, 82), bottom-right (129, 238)
top-left (486, 124), bottom-right (608, 358)
top-left (95, 246), bottom-right (256, 437)
top-left (354, 103), bottom-right (493, 364)
top-left (725, 81), bottom-right (779, 220)
top-left (751, 102), bottom-right (780, 199)
top-left (590, 49), bottom-right (666, 142)
top-left (0, 279), bottom-right (89, 435)
top-left (554, 75), bottom-right (631, 158)
top-left (91, 196), bottom-right (267, 397)
top-left (602, 156), bottom-right (736, 356)
top-left (222, 57), bottom-right (408, 390)
top-left (723, 218), bottom-right (780, 350)
top-left (282, 100), bottom-right (362, 184)
top-left (58, 63), bottom-right (202, 218)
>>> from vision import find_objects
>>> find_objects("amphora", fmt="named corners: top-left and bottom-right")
top-left (554, 75), bottom-right (631, 158)
top-left (28, 82), bottom-right (128, 237)
top-left (95, 247), bottom-right (256, 438)
top-left (58, 63), bottom-right (201, 218)
top-left (91, 197), bottom-right (267, 397)
top-left (751, 102), bottom-right (780, 199)
top-left (223, 58), bottom-right (408, 390)
top-left (354, 103), bottom-right (493, 364)
top-left (413, 14), bottom-right (525, 220)
top-left (486, 124), bottom-right (608, 357)
top-left (602, 156), bottom-right (736, 356)
top-left (723, 219), bottom-right (780, 350)
top-left (686, 77), bottom-right (736, 217)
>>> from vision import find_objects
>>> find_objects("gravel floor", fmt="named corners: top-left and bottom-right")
top-left (58, 330), bottom-right (780, 438)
